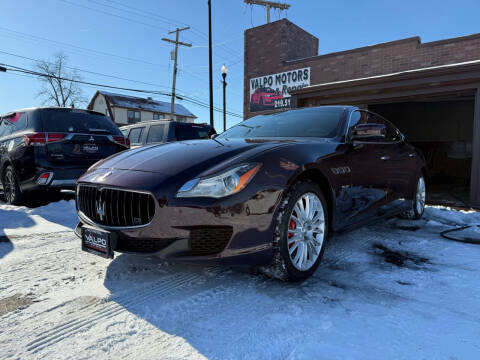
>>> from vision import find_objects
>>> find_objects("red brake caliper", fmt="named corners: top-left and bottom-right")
top-left (288, 212), bottom-right (296, 248)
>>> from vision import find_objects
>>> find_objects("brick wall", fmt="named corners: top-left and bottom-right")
top-left (244, 19), bottom-right (480, 119)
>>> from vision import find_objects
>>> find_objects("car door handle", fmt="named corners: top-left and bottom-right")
top-left (380, 156), bottom-right (390, 161)
top-left (408, 153), bottom-right (416, 158)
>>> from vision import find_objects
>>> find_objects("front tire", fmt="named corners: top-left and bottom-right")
top-left (2, 166), bottom-right (23, 205)
top-left (262, 180), bottom-right (329, 282)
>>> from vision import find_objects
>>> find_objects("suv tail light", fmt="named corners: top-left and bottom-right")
top-left (47, 133), bottom-right (67, 143)
top-left (24, 133), bottom-right (67, 146)
top-left (113, 135), bottom-right (130, 148)
top-left (24, 133), bottom-right (46, 146)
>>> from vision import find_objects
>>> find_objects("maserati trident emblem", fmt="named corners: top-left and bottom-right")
top-left (96, 191), bottom-right (106, 221)
top-left (89, 136), bottom-right (95, 142)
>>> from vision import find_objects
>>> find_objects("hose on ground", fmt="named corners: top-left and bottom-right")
top-left (440, 225), bottom-right (480, 244)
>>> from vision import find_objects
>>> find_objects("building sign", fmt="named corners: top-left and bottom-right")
top-left (249, 67), bottom-right (310, 112)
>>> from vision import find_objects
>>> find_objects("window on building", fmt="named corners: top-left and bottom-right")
top-left (153, 113), bottom-right (165, 120)
top-left (146, 124), bottom-right (165, 144)
top-left (127, 110), bottom-right (140, 124)
top-left (176, 116), bottom-right (186, 122)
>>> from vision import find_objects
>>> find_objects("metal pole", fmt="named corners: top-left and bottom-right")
top-left (171, 29), bottom-right (179, 119)
top-left (222, 73), bottom-right (227, 132)
top-left (266, 4), bottom-right (270, 23)
top-left (208, 0), bottom-right (214, 127)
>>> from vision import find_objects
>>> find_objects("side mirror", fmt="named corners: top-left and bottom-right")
top-left (210, 133), bottom-right (218, 139)
top-left (351, 123), bottom-right (386, 141)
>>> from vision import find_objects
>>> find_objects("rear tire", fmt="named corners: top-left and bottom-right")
top-left (2, 166), bottom-right (23, 205)
top-left (403, 175), bottom-right (426, 220)
top-left (260, 180), bottom-right (329, 282)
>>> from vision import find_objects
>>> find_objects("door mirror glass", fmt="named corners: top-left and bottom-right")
top-left (351, 123), bottom-right (386, 141)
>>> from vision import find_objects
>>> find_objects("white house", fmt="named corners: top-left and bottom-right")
top-left (88, 91), bottom-right (197, 126)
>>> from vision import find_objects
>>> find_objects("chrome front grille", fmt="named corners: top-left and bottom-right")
top-left (77, 185), bottom-right (155, 228)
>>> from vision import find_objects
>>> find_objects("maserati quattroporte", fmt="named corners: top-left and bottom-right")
top-left (75, 106), bottom-right (426, 281)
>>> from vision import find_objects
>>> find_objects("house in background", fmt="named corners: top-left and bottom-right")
top-left (88, 91), bottom-right (197, 126)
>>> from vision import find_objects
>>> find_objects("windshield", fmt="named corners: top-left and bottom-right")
top-left (40, 109), bottom-right (121, 135)
top-left (218, 107), bottom-right (346, 139)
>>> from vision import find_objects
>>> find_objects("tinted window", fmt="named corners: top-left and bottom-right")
top-left (40, 109), bottom-right (121, 135)
top-left (0, 112), bottom-right (27, 137)
top-left (121, 129), bottom-right (129, 137)
top-left (128, 127), bottom-right (144, 144)
top-left (218, 107), bottom-right (345, 139)
top-left (175, 124), bottom-right (211, 141)
top-left (146, 125), bottom-right (165, 144)
top-left (0, 119), bottom-right (15, 137)
top-left (9, 112), bottom-right (28, 131)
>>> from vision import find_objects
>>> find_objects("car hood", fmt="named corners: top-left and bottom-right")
top-left (90, 138), bottom-right (290, 176)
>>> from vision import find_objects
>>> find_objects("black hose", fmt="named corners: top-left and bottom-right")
top-left (440, 225), bottom-right (480, 244)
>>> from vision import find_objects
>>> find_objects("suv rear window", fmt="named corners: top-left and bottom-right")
top-left (175, 124), bottom-right (212, 141)
top-left (128, 127), bottom-right (144, 144)
top-left (146, 124), bottom-right (165, 144)
top-left (40, 109), bottom-right (121, 135)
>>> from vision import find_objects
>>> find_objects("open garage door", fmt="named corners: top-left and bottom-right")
top-left (370, 98), bottom-right (474, 208)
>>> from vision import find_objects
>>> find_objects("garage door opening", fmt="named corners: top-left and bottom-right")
top-left (370, 98), bottom-right (474, 208)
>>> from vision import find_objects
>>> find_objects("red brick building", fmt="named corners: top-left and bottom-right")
top-left (244, 19), bottom-right (480, 208)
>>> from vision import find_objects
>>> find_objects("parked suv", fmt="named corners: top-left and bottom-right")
top-left (0, 107), bottom-right (129, 205)
top-left (120, 120), bottom-right (215, 148)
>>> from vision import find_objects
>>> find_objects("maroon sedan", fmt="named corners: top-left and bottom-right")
top-left (75, 106), bottom-right (426, 281)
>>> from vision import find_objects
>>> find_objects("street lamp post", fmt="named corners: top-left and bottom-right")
top-left (221, 64), bottom-right (227, 132)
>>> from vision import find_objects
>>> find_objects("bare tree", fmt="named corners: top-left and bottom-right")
top-left (35, 53), bottom-right (87, 108)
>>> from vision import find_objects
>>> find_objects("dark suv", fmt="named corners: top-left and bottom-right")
top-left (120, 120), bottom-right (215, 148)
top-left (0, 107), bottom-right (129, 205)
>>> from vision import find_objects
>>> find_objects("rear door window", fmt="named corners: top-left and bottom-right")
top-left (146, 124), bottom-right (165, 144)
top-left (128, 127), bottom-right (144, 145)
top-left (0, 113), bottom-right (25, 137)
top-left (40, 109), bottom-right (121, 135)
top-left (175, 124), bottom-right (211, 141)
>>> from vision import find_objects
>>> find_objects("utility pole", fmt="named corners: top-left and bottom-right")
top-left (162, 26), bottom-right (191, 120)
top-left (243, 0), bottom-right (290, 24)
top-left (208, 0), bottom-right (214, 127)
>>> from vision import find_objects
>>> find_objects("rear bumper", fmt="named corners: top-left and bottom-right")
top-left (21, 168), bottom-right (88, 191)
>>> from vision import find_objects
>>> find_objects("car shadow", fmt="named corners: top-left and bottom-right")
top-left (0, 207), bottom-right (36, 235)
top-left (23, 191), bottom-right (75, 209)
top-left (0, 235), bottom-right (13, 260)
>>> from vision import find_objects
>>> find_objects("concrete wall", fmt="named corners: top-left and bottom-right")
top-left (244, 19), bottom-right (480, 119)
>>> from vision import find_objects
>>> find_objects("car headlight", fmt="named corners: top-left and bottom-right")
top-left (176, 163), bottom-right (261, 198)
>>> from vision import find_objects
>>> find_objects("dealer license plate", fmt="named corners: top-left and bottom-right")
top-left (83, 144), bottom-right (99, 154)
top-left (81, 226), bottom-right (114, 259)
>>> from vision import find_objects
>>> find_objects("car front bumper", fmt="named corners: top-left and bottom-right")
top-left (75, 180), bottom-right (284, 267)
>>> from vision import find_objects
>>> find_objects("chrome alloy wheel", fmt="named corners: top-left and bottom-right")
top-left (416, 176), bottom-right (426, 214)
top-left (287, 192), bottom-right (325, 271)
top-left (4, 170), bottom-right (15, 204)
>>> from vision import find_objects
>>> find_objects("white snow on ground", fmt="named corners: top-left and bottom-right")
top-left (1, 200), bottom-right (480, 359)
top-left (0, 200), bottom-right (77, 237)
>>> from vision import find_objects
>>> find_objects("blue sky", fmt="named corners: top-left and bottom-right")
top-left (1, 0), bottom-right (480, 131)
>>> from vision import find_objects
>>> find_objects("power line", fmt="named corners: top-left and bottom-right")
top-left (0, 26), bottom-right (164, 68)
top-left (0, 49), bottom-right (241, 115)
top-left (1, 63), bottom-right (243, 118)
top-left (0, 49), bottom-right (171, 90)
